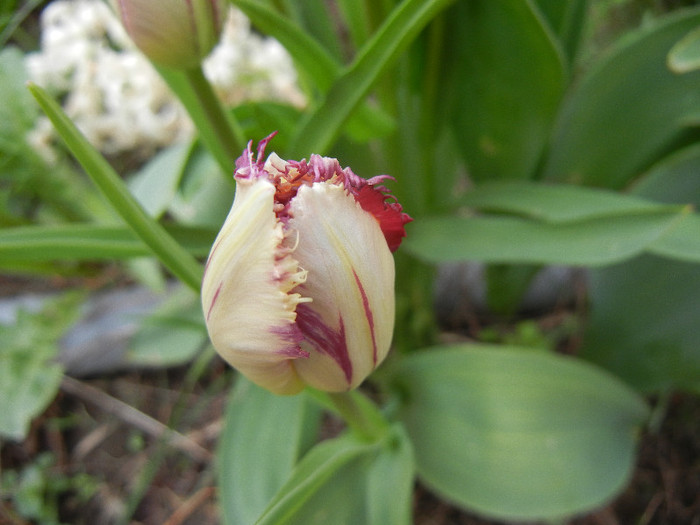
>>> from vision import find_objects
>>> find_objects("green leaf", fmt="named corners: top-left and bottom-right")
top-left (634, 144), bottom-right (700, 262)
top-left (582, 255), bottom-right (700, 394)
top-left (233, 102), bottom-right (302, 152)
top-left (582, 139), bottom-right (700, 393)
top-left (632, 141), bottom-right (700, 203)
top-left (28, 84), bottom-right (204, 291)
top-left (533, 0), bottom-right (588, 63)
top-left (287, 0), bottom-right (454, 156)
top-left (443, 0), bottom-right (565, 180)
top-left (668, 25), bottom-right (700, 73)
top-left (390, 344), bottom-right (649, 521)
top-left (542, 8), bottom-right (700, 188)
top-left (459, 181), bottom-right (670, 222)
top-left (405, 209), bottom-right (688, 266)
top-left (365, 425), bottom-right (414, 525)
top-left (128, 142), bottom-right (192, 219)
top-left (337, 0), bottom-right (371, 51)
top-left (0, 224), bottom-right (216, 266)
top-left (255, 424), bottom-right (414, 525)
top-left (0, 294), bottom-right (82, 440)
top-left (649, 214), bottom-right (700, 262)
top-left (169, 144), bottom-right (234, 227)
top-left (0, 0), bottom-right (42, 47)
top-left (126, 285), bottom-right (207, 367)
top-left (218, 379), bottom-right (322, 525)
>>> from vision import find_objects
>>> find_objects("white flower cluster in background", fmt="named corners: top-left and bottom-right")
top-left (205, 8), bottom-right (306, 108)
top-left (27, 0), bottom-right (304, 161)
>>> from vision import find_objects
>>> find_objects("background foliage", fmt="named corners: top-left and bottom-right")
top-left (1, 0), bottom-right (699, 523)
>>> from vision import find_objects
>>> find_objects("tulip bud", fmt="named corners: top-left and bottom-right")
top-left (115, 0), bottom-right (226, 69)
top-left (201, 134), bottom-right (411, 395)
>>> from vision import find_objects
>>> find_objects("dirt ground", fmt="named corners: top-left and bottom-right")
top-left (1, 356), bottom-right (698, 525)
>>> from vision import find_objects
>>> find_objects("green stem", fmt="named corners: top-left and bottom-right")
top-left (324, 390), bottom-right (389, 442)
top-left (28, 83), bottom-right (204, 292)
top-left (158, 64), bottom-right (246, 174)
top-left (184, 65), bottom-right (247, 167)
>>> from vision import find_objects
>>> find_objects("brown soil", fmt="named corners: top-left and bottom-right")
top-left (1, 359), bottom-right (698, 525)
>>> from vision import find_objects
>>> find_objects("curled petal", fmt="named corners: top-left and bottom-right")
top-left (201, 177), bottom-right (309, 395)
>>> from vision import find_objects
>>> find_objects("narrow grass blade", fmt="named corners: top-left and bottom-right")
top-left (28, 83), bottom-right (204, 291)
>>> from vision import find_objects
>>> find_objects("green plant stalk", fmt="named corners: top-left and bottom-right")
top-left (28, 83), bottom-right (203, 292)
top-left (420, 14), bottom-right (446, 213)
top-left (157, 65), bottom-right (246, 174)
top-left (288, 0), bottom-right (456, 156)
top-left (320, 390), bottom-right (389, 442)
top-left (184, 65), bottom-right (246, 164)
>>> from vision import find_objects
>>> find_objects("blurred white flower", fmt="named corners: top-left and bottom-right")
top-left (204, 9), bottom-right (305, 107)
top-left (26, 0), bottom-right (304, 160)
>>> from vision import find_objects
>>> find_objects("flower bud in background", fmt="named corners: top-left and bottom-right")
top-left (201, 134), bottom-right (411, 395)
top-left (115, 0), bottom-right (226, 69)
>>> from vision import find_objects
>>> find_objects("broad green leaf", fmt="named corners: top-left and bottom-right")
top-left (649, 214), bottom-right (700, 262)
top-left (218, 379), bottom-right (322, 525)
top-left (0, 294), bottom-right (82, 440)
top-left (365, 425), bottom-right (414, 525)
top-left (28, 84), bottom-right (204, 291)
top-left (405, 209), bottom-right (687, 266)
top-left (128, 142), bottom-right (191, 219)
top-left (443, 0), bottom-right (565, 180)
top-left (459, 181), bottom-right (669, 222)
top-left (582, 140), bottom-right (700, 393)
top-left (668, 25), bottom-right (700, 73)
top-left (582, 255), bottom-right (700, 394)
top-left (636, 144), bottom-right (700, 262)
top-left (632, 142), bottom-right (700, 204)
top-left (542, 9), bottom-right (700, 188)
top-left (288, 0), bottom-right (455, 156)
top-left (0, 224), bottom-right (216, 265)
top-left (169, 145), bottom-right (234, 227)
top-left (533, 0), bottom-right (588, 63)
top-left (256, 424), bottom-right (413, 525)
top-left (390, 344), bottom-right (649, 521)
top-left (126, 285), bottom-right (207, 367)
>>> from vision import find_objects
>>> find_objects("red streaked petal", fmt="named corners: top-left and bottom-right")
top-left (288, 182), bottom-right (395, 392)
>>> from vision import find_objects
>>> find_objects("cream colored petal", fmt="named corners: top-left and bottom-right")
top-left (287, 182), bottom-right (395, 392)
top-left (201, 177), bottom-right (308, 395)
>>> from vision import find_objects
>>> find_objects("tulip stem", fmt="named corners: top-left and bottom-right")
top-left (185, 65), bottom-right (247, 167)
top-left (324, 390), bottom-right (389, 442)
top-left (156, 63), bottom-right (247, 174)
